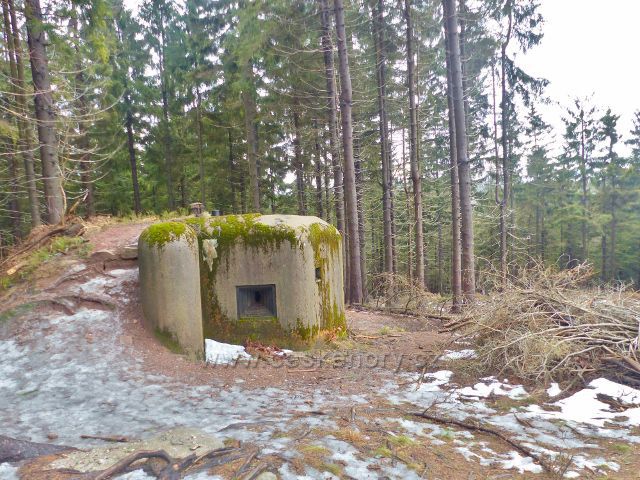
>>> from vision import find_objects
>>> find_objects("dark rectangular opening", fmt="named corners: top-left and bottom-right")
top-left (236, 284), bottom-right (277, 318)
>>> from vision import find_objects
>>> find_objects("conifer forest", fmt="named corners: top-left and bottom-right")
top-left (1, 2), bottom-right (640, 478)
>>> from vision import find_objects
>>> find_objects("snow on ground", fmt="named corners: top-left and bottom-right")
top-left (205, 339), bottom-right (252, 364)
top-left (385, 361), bottom-right (639, 477)
top-left (527, 377), bottom-right (640, 427)
top-left (546, 382), bottom-right (561, 397)
top-left (456, 377), bottom-right (528, 399)
top-left (1, 271), bottom-right (638, 479)
top-left (440, 348), bottom-right (477, 360)
top-left (0, 463), bottom-right (19, 480)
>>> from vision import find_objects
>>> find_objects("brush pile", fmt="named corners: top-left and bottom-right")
top-left (443, 264), bottom-right (640, 387)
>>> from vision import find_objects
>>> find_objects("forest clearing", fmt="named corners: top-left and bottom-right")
top-left (1, 0), bottom-right (640, 478)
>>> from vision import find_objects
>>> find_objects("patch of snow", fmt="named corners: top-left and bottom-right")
top-left (441, 349), bottom-right (477, 360)
top-left (204, 339), bottom-right (252, 365)
top-left (564, 471), bottom-right (580, 479)
top-left (457, 380), bottom-right (528, 399)
top-left (529, 377), bottom-right (640, 427)
top-left (426, 370), bottom-right (454, 384)
top-left (183, 473), bottom-right (224, 480)
top-left (115, 470), bottom-right (156, 479)
top-left (274, 349), bottom-right (293, 357)
top-left (323, 437), bottom-right (376, 479)
top-left (380, 462), bottom-right (421, 479)
top-left (572, 455), bottom-right (620, 473)
top-left (0, 463), bottom-right (19, 480)
top-left (498, 451), bottom-right (543, 474)
top-left (109, 269), bottom-right (132, 276)
top-left (547, 383), bottom-right (561, 397)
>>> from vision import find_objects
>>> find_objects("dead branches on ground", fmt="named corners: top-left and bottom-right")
top-left (410, 411), bottom-right (555, 474)
top-left (0, 219), bottom-right (86, 274)
top-left (442, 263), bottom-right (640, 386)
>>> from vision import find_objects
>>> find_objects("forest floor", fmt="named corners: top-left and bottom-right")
top-left (1, 220), bottom-right (639, 479)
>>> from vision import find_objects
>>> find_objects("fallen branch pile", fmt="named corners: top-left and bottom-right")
top-left (442, 264), bottom-right (640, 386)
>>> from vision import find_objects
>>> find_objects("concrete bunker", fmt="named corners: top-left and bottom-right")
top-left (138, 214), bottom-right (345, 358)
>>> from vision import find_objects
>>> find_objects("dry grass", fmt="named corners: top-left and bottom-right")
top-left (443, 264), bottom-right (640, 386)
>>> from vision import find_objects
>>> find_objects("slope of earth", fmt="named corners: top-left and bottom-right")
top-left (0, 220), bottom-right (639, 479)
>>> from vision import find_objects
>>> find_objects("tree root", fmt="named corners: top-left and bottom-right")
top-left (92, 450), bottom-right (174, 480)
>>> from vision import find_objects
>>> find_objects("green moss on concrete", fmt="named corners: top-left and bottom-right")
top-left (307, 222), bottom-right (346, 335)
top-left (308, 222), bottom-right (341, 256)
top-left (203, 313), bottom-right (315, 350)
top-left (196, 214), bottom-right (299, 255)
top-left (140, 221), bottom-right (194, 249)
top-left (154, 328), bottom-right (185, 354)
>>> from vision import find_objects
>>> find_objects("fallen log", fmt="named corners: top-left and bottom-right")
top-left (0, 435), bottom-right (73, 463)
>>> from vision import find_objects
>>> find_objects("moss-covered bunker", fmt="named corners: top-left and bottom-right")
top-left (138, 214), bottom-right (345, 354)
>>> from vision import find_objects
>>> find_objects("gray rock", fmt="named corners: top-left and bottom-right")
top-left (118, 244), bottom-right (138, 260)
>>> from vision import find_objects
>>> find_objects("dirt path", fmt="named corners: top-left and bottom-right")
top-left (1, 221), bottom-right (638, 479)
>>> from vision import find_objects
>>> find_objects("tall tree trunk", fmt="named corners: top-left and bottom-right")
top-left (444, 38), bottom-right (462, 311)
top-left (157, 10), bottom-right (175, 211)
top-left (499, 4), bottom-right (513, 287)
top-left (601, 234), bottom-right (607, 281)
top-left (179, 171), bottom-right (186, 208)
top-left (373, 0), bottom-right (394, 276)
top-left (1, 142), bottom-right (22, 238)
top-left (242, 63), bottom-right (260, 212)
top-left (401, 127), bottom-right (413, 282)
top-left (24, 0), bottom-right (64, 224)
top-left (333, 0), bottom-right (363, 304)
top-left (70, 14), bottom-right (94, 218)
top-left (124, 91), bottom-right (141, 214)
top-left (319, 0), bottom-right (344, 235)
top-left (579, 113), bottom-right (588, 260)
top-left (404, 0), bottom-right (425, 288)
top-left (2, 1), bottom-right (22, 237)
top-left (5, 0), bottom-right (40, 227)
top-left (228, 129), bottom-right (238, 213)
top-left (313, 119), bottom-right (324, 218)
top-left (323, 145), bottom-right (331, 221)
top-left (196, 86), bottom-right (205, 206)
top-left (443, 0), bottom-right (475, 301)
top-left (354, 131), bottom-right (367, 297)
top-left (292, 102), bottom-right (306, 215)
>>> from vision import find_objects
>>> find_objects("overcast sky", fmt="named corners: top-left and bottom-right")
top-left (518, 0), bottom-right (640, 154)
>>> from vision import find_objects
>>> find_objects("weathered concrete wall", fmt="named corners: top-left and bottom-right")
top-left (196, 214), bottom-right (345, 347)
top-left (139, 215), bottom-right (345, 353)
top-left (138, 223), bottom-right (204, 358)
